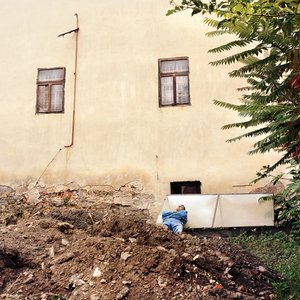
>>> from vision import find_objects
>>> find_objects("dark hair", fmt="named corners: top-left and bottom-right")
top-left (179, 204), bottom-right (186, 210)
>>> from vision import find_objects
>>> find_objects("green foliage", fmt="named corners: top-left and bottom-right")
top-left (168, 1), bottom-right (300, 173)
top-left (208, 15), bottom-right (300, 173)
top-left (63, 197), bottom-right (70, 206)
top-left (230, 231), bottom-right (300, 299)
top-left (168, 0), bottom-right (300, 19)
top-left (271, 161), bottom-right (300, 226)
top-left (168, 0), bottom-right (300, 226)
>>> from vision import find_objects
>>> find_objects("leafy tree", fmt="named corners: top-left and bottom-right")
top-left (168, 0), bottom-right (300, 224)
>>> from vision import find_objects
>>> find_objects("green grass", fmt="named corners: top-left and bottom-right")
top-left (229, 230), bottom-right (300, 300)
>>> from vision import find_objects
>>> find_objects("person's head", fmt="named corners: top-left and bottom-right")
top-left (176, 204), bottom-right (186, 211)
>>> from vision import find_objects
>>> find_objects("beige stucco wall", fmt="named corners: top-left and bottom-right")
top-left (0, 0), bottom-right (280, 211)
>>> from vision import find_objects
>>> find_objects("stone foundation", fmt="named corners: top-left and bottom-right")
top-left (0, 181), bottom-right (157, 226)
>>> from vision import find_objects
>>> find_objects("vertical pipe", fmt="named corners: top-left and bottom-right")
top-left (65, 13), bottom-right (79, 148)
top-left (35, 14), bottom-right (80, 186)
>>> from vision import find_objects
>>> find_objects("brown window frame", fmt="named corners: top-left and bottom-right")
top-left (36, 67), bottom-right (66, 114)
top-left (158, 57), bottom-right (190, 107)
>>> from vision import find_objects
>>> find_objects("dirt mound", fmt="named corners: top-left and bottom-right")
top-left (0, 200), bottom-right (277, 299)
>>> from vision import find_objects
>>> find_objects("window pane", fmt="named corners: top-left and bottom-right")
top-left (161, 61), bottom-right (176, 73)
top-left (38, 69), bottom-right (65, 82)
top-left (37, 85), bottom-right (49, 112)
top-left (176, 75), bottom-right (189, 104)
top-left (161, 77), bottom-right (174, 105)
top-left (175, 59), bottom-right (188, 72)
top-left (160, 59), bottom-right (188, 74)
top-left (51, 84), bottom-right (63, 112)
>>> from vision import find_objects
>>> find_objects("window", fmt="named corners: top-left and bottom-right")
top-left (170, 181), bottom-right (201, 194)
top-left (36, 67), bottom-right (65, 113)
top-left (158, 57), bottom-right (190, 106)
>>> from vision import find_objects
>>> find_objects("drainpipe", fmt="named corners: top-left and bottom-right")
top-left (60, 13), bottom-right (79, 148)
top-left (35, 14), bottom-right (79, 186)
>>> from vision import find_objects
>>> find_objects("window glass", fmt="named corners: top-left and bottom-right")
top-left (160, 59), bottom-right (188, 73)
top-left (161, 77), bottom-right (174, 105)
top-left (37, 85), bottom-right (49, 112)
top-left (176, 75), bottom-right (189, 103)
top-left (51, 84), bottom-right (64, 112)
top-left (38, 69), bottom-right (65, 82)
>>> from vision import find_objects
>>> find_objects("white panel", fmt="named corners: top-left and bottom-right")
top-left (156, 199), bottom-right (171, 224)
top-left (213, 194), bottom-right (274, 227)
top-left (157, 194), bottom-right (218, 228)
top-left (157, 194), bottom-right (274, 229)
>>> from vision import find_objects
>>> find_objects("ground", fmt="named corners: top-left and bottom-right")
top-left (0, 190), bottom-right (278, 300)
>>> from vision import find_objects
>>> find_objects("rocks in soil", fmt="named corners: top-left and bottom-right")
top-left (52, 252), bottom-right (75, 265)
top-left (116, 286), bottom-right (130, 299)
top-left (0, 195), bottom-right (279, 300)
top-left (120, 252), bottom-right (131, 261)
top-left (57, 222), bottom-right (74, 233)
top-left (92, 267), bottom-right (102, 278)
top-left (0, 185), bottom-right (14, 198)
top-left (157, 275), bottom-right (168, 288)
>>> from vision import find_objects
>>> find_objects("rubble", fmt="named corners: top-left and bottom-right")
top-left (250, 181), bottom-right (285, 194)
top-left (0, 189), bottom-right (279, 299)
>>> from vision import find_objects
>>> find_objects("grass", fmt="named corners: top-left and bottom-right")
top-left (229, 230), bottom-right (300, 300)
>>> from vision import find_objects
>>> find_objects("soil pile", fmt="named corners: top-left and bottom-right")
top-left (0, 195), bottom-right (277, 299)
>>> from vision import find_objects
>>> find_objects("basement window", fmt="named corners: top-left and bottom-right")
top-left (158, 57), bottom-right (190, 106)
top-left (36, 67), bottom-right (65, 113)
top-left (170, 181), bottom-right (201, 194)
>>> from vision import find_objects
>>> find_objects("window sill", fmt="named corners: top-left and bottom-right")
top-left (159, 103), bottom-right (191, 108)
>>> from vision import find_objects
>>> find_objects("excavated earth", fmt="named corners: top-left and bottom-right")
top-left (0, 190), bottom-right (278, 300)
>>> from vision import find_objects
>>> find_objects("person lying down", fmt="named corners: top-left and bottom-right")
top-left (162, 204), bottom-right (188, 234)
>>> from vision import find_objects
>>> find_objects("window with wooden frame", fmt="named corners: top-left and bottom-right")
top-left (158, 57), bottom-right (190, 106)
top-left (36, 67), bottom-right (65, 113)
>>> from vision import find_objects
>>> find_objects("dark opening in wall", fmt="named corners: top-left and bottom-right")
top-left (170, 181), bottom-right (201, 194)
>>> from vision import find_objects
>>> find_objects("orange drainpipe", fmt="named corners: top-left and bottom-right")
top-left (35, 14), bottom-right (80, 186)
top-left (64, 13), bottom-right (79, 148)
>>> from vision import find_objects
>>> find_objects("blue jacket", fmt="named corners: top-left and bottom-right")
top-left (162, 210), bottom-right (188, 225)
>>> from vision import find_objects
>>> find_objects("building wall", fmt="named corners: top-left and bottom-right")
top-left (0, 0), bottom-right (279, 213)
